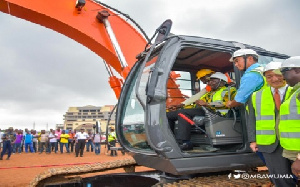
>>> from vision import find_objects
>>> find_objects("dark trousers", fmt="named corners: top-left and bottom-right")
top-left (49, 142), bottom-right (56, 153)
top-left (75, 139), bottom-right (86, 156)
top-left (55, 139), bottom-right (60, 152)
top-left (14, 143), bottom-right (22, 153)
top-left (108, 140), bottom-right (117, 156)
top-left (167, 108), bottom-right (205, 141)
top-left (68, 139), bottom-right (74, 152)
top-left (262, 145), bottom-right (296, 187)
top-left (40, 142), bottom-right (48, 153)
top-left (86, 140), bottom-right (94, 152)
top-left (32, 142), bottom-right (37, 153)
top-left (1, 141), bottom-right (12, 158)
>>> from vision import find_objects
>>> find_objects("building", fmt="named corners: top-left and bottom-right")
top-left (63, 105), bottom-right (115, 132)
top-left (56, 124), bottom-right (64, 130)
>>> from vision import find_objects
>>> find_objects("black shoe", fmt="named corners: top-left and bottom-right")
top-left (6, 157), bottom-right (10, 160)
top-left (0, 157), bottom-right (3, 160)
top-left (80, 155), bottom-right (83, 157)
top-left (76, 155), bottom-right (78, 157)
top-left (179, 142), bottom-right (193, 151)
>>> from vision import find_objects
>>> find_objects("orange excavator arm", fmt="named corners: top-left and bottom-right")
top-left (0, 0), bottom-right (147, 97)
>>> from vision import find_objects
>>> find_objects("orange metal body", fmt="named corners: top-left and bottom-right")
top-left (0, 0), bottom-right (184, 103)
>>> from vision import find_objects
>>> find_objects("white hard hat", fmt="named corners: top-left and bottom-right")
top-left (281, 56), bottom-right (300, 68)
top-left (209, 72), bottom-right (228, 82)
top-left (229, 49), bottom-right (259, 62)
top-left (263, 61), bottom-right (282, 73)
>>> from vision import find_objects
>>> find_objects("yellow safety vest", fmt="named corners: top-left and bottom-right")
top-left (279, 88), bottom-right (300, 151)
top-left (252, 86), bottom-right (292, 145)
top-left (108, 132), bottom-right (116, 142)
top-left (249, 66), bottom-right (267, 92)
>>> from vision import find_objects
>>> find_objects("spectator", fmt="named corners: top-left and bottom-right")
top-left (0, 128), bottom-right (15, 160)
top-left (93, 131), bottom-right (101, 155)
top-left (48, 129), bottom-right (57, 153)
top-left (39, 130), bottom-right (49, 154)
top-left (86, 131), bottom-right (94, 152)
top-left (60, 130), bottom-right (70, 153)
top-left (55, 128), bottom-right (61, 153)
top-left (68, 130), bottom-right (75, 153)
top-left (75, 128), bottom-right (89, 157)
top-left (14, 130), bottom-right (23, 154)
top-left (32, 130), bottom-right (38, 153)
top-left (0, 128), bottom-right (3, 153)
top-left (108, 126), bottom-right (117, 156)
top-left (24, 130), bottom-right (34, 153)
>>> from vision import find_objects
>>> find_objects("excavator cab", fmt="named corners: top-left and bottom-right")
top-left (116, 25), bottom-right (289, 175)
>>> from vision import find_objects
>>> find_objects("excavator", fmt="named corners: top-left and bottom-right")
top-left (0, 0), bottom-right (291, 186)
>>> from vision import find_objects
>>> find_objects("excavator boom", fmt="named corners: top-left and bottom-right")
top-left (0, 0), bottom-right (147, 83)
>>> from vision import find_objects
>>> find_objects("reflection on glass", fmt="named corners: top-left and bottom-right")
top-left (120, 59), bottom-right (157, 151)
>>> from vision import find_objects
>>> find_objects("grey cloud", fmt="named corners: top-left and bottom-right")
top-left (1, 0), bottom-right (300, 129)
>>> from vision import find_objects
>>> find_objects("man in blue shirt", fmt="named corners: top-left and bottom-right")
top-left (0, 127), bottom-right (15, 160)
top-left (226, 49), bottom-right (264, 108)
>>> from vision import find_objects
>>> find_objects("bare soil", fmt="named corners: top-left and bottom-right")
top-left (0, 145), bottom-right (153, 187)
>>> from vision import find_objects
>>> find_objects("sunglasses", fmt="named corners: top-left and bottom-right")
top-left (280, 67), bottom-right (294, 73)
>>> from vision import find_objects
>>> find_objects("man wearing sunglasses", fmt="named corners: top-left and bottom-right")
top-left (278, 56), bottom-right (300, 178)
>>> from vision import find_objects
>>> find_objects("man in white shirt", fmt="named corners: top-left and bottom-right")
top-left (48, 129), bottom-right (57, 153)
top-left (75, 128), bottom-right (89, 157)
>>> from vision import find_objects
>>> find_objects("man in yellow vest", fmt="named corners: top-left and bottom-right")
top-left (248, 61), bottom-right (295, 186)
top-left (108, 126), bottom-right (117, 156)
top-left (167, 72), bottom-right (236, 150)
top-left (278, 56), bottom-right (300, 178)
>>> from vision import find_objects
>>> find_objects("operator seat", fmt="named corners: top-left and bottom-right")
top-left (192, 106), bottom-right (242, 146)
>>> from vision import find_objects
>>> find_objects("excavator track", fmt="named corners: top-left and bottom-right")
top-left (31, 158), bottom-right (274, 187)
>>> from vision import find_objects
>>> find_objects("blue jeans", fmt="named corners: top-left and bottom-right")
top-left (49, 142), bottom-right (57, 153)
top-left (55, 140), bottom-right (60, 152)
top-left (94, 143), bottom-right (101, 155)
top-left (25, 142), bottom-right (34, 153)
top-left (14, 143), bottom-right (22, 153)
top-left (86, 140), bottom-right (94, 152)
top-left (1, 140), bottom-right (12, 158)
top-left (60, 143), bottom-right (70, 153)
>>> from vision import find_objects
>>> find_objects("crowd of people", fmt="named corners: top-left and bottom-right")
top-left (0, 126), bottom-right (118, 160)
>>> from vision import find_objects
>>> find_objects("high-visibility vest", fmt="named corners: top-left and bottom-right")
top-left (279, 87), bottom-right (300, 151)
top-left (108, 132), bottom-right (116, 142)
top-left (252, 86), bottom-right (292, 145)
top-left (248, 66), bottom-right (267, 92)
top-left (183, 87), bottom-right (228, 109)
top-left (200, 87), bottom-right (233, 114)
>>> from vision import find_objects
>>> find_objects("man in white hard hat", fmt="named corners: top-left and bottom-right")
top-left (226, 49), bottom-right (265, 108)
top-left (167, 72), bottom-right (236, 150)
top-left (278, 56), bottom-right (300, 178)
top-left (247, 61), bottom-right (295, 186)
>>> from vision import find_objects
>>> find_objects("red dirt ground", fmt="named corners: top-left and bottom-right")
top-left (0, 145), bottom-right (153, 187)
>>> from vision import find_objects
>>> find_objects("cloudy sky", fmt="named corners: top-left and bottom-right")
top-left (0, 0), bottom-right (299, 130)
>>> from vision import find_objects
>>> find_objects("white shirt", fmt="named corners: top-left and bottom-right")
top-left (49, 133), bottom-right (57, 143)
top-left (93, 134), bottom-right (101, 143)
top-left (271, 84), bottom-right (289, 102)
top-left (75, 132), bottom-right (89, 140)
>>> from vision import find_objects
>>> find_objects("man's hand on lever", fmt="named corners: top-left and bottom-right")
top-left (167, 104), bottom-right (184, 111)
top-left (226, 100), bottom-right (242, 108)
top-left (195, 100), bottom-right (208, 107)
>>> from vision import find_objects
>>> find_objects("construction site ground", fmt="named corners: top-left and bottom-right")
top-left (0, 145), bottom-right (153, 187)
